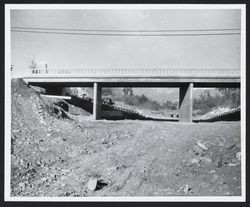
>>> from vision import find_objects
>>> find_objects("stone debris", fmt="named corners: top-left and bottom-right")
top-left (101, 138), bottom-right (107, 144)
top-left (196, 141), bottom-right (208, 151)
top-left (191, 158), bottom-right (200, 164)
top-left (193, 145), bottom-right (204, 155)
top-left (215, 157), bottom-right (223, 168)
top-left (200, 157), bottom-right (212, 165)
top-left (87, 177), bottom-right (98, 191)
top-left (228, 162), bottom-right (240, 167)
top-left (12, 129), bottom-right (21, 133)
top-left (236, 152), bottom-right (241, 161)
top-left (178, 184), bottom-right (192, 194)
top-left (18, 182), bottom-right (26, 191)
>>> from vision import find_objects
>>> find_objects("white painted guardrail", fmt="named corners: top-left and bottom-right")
top-left (30, 68), bottom-right (240, 78)
top-left (40, 94), bottom-right (72, 100)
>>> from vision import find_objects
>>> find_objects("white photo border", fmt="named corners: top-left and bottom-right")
top-left (4, 3), bottom-right (246, 202)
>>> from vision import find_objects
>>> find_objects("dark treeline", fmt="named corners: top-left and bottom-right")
top-left (102, 88), bottom-right (240, 113)
top-left (117, 94), bottom-right (178, 111)
top-left (114, 88), bottom-right (240, 114)
top-left (110, 87), bottom-right (178, 111)
top-left (193, 88), bottom-right (240, 115)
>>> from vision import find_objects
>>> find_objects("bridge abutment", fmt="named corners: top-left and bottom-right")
top-left (179, 83), bottom-right (193, 122)
top-left (93, 83), bottom-right (102, 120)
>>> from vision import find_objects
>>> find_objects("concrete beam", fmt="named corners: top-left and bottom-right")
top-left (27, 81), bottom-right (240, 90)
top-left (179, 83), bottom-right (193, 122)
top-left (93, 83), bottom-right (102, 120)
top-left (24, 77), bottom-right (240, 84)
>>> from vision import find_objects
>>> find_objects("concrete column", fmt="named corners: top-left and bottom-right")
top-left (93, 83), bottom-right (102, 120)
top-left (179, 83), bottom-right (193, 122)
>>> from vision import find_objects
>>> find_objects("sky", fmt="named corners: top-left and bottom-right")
top-left (10, 9), bottom-right (241, 77)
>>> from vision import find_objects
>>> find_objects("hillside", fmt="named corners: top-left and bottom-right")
top-left (133, 88), bottom-right (219, 103)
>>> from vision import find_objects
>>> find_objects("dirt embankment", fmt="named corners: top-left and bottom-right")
top-left (11, 79), bottom-right (241, 197)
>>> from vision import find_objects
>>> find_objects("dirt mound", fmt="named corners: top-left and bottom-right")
top-left (201, 106), bottom-right (231, 118)
top-left (11, 79), bottom-right (90, 196)
top-left (198, 106), bottom-right (240, 121)
top-left (114, 101), bottom-right (176, 119)
top-left (11, 79), bottom-right (139, 196)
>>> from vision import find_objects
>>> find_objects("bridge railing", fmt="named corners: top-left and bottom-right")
top-left (29, 68), bottom-right (240, 78)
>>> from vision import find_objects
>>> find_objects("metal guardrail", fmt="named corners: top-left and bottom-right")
top-left (30, 68), bottom-right (240, 78)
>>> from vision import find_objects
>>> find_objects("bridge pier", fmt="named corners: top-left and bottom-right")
top-left (179, 83), bottom-right (193, 122)
top-left (93, 83), bottom-right (102, 120)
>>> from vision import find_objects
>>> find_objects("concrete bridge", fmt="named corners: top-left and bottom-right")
top-left (24, 68), bottom-right (240, 122)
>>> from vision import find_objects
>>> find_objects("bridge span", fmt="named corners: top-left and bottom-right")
top-left (23, 68), bottom-right (240, 122)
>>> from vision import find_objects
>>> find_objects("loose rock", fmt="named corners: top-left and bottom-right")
top-left (228, 162), bottom-right (240, 167)
top-left (236, 152), bottom-right (241, 161)
top-left (191, 158), bottom-right (200, 164)
top-left (201, 157), bottom-right (212, 165)
top-left (87, 177), bottom-right (98, 191)
top-left (178, 184), bottom-right (192, 194)
top-left (193, 145), bottom-right (203, 155)
top-left (196, 141), bottom-right (208, 151)
top-left (215, 157), bottom-right (223, 168)
top-left (18, 182), bottom-right (26, 191)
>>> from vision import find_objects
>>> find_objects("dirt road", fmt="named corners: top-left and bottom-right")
top-left (12, 119), bottom-right (241, 197)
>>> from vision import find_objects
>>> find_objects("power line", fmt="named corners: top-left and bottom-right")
top-left (11, 26), bottom-right (241, 33)
top-left (11, 29), bottom-right (241, 36)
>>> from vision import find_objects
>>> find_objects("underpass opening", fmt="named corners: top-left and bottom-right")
top-left (50, 86), bottom-right (181, 121)
top-left (46, 86), bottom-right (241, 122)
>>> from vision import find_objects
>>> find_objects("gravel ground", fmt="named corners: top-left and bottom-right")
top-left (10, 79), bottom-right (241, 197)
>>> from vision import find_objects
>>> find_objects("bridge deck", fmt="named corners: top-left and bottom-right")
top-left (24, 68), bottom-right (240, 88)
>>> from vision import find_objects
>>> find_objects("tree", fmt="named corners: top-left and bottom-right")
top-left (102, 88), bottom-right (113, 96)
top-left (139, 94), bottom-right (149, 104)
top-left (122, 87), bottom-right (133, 96)
top-left (161, 100), bottom-right (178, 110)
top-left (217, 88), bottom-right (240, 107)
